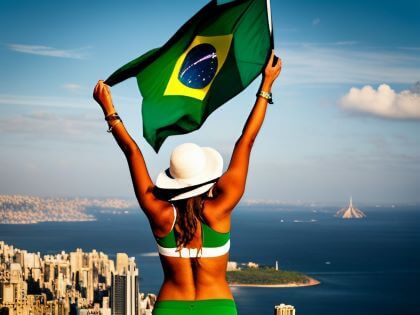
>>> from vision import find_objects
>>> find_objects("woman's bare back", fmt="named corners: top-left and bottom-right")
top-left (155, 203), bottom-right (233, 301)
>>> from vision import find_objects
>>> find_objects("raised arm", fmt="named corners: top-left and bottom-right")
top-left (212, 51), bottom-right (282, 214)
top-left (93, 81), bottom-right (169, 224)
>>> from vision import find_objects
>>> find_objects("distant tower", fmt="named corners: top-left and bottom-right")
top-left (274, 303), bottom-right (296, 315)
top-left (335, 197), bottom-right (366, 219)
top-left (275, 260), bottom-right (279, 271)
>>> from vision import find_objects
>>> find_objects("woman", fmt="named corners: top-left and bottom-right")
top-left (93, 50), bottom-right (282, 315)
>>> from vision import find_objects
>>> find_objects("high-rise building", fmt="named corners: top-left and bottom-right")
top-left (116, 253), bottom-right (129, 274)
top-left (1, 263), bottom-right (28, 306)
top-left (23, 252), bottom-right (42, 281)
top-left (274, 303), bottom-right (296, 315)
top-left (111, 256), bottom-right (139, 315)
top-left (111, 274), bottom-right (126, 315)
top-left (139, 293), bottom-right (157, 315)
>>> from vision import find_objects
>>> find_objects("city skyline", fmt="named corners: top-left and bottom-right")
top-left (0, 240), bottom-right (156, 314)
top-left (1, 0), bottom-right (419, 204)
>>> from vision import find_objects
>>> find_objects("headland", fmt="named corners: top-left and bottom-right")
top-left (227, 267), bottom-right (320, 288)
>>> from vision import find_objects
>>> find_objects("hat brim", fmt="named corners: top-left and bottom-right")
top-left (155, 147), bottom-right (223, 201)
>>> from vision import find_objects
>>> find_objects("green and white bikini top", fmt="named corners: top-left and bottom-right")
top-left (155, 205), bottom-right (230, 258)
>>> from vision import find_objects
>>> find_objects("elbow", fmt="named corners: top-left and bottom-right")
top-left (136, 189), bottom-right (156, 213)
top-left (124, 143), bottom-right (139, 157)
top-left (247, 137), bottom-right (256, 149)
top-left (237, 134), bottom-right (255, 150)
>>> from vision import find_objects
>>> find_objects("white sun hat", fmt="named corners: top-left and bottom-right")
top-left (155, 143), bottom-right (223, 201)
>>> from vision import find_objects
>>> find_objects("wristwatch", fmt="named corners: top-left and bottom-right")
top-left (257, 90), bottom-right (273, 104)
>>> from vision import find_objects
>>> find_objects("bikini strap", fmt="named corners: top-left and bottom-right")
top-left (170, 204), bottom-right (177, 231)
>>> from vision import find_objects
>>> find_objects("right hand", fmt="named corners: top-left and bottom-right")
top-left (93, 80), bottom-right (115, 116)
top-left (262, 50), bottom-right (282, 89)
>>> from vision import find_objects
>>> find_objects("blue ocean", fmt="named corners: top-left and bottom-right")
top-left (1, 205), bottom-right (419, 315)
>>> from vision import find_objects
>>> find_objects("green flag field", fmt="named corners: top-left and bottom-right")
top-left (106, 0), bottom-right (273, 152)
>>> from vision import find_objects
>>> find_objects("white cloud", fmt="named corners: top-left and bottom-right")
top-left (0, 93), bottom-right (110, 142)
top-left (334, 41), bottom-right (358, 46)
top-left (0, 93), bottom-right (143, 143)
top-left (0, 92), bottom-right (143, 109)
top-left (62, 83), bottom-right (84, 93)
top-left (312, 18), bottom-right (321, 26)
top-left (0, 111), bottom-right (103, 140)
top-left (398, 46), bottom-right (420, 51)
top-left (7, 44), bottom-right (89, 59)
top-left (339, 84), bottom-right (420, 119)
top-left (140, 252), bottom-right (159, 257)
top-left (0, 94), bottom-right (91, 109)
top-left (281, 44), bottom-right (420, 85)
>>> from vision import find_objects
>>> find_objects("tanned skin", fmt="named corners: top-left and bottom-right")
top-left (93, 50), bottom-right (282, 301)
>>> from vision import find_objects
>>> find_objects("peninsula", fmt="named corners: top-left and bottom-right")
top-left (227, 262), bottom-right (320, 288)
top-left (0, 194), bottom-right (137, 224)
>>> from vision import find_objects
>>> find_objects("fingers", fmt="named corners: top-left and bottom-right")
top-left (94, 81), bottom-right (109, 93)
top-left (268, 49), bottom-right (274, 65)
top-left (93, 80), bottom-right (107, 100)
top-left (94, 80), bottom-right (103, 91)
top-left (266, 50), bottom-right (282, 72)
top-left (98, 80), bottom-right (110, 88)
top-left (273, 57), bottom-right (282, 72)
top-left (93, 82), bottom-right (100, 97)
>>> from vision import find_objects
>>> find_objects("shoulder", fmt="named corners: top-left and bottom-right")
top-left (201, 184), bottom-right (237, 220)
top-left (146, 202), bottom-right (175, 238)
top-left (202, 199), bottom-right (232, 233)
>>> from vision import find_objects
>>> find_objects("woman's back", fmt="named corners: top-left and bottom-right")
top-left (155, 203), bottom-right (233, 301)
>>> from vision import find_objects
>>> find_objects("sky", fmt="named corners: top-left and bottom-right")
top-left (0, 0), bottom-right (419, 205)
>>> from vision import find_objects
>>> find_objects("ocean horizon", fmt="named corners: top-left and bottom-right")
top-left (1, 205), bottom-right (419, 314)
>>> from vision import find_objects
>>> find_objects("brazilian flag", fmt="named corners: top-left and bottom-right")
top-left (106, 0), bottom-right (273, 152)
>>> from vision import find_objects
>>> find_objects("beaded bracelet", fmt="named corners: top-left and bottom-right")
top-left (107, 114), bottom-right (121, 122)
top-left (107, 119), bottom-right (123, 133)
top-left (105, 112), bottom-right (119, 121)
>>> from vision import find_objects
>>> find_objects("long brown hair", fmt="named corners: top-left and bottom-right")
top-left (172, 194), bottom-right (206, 250)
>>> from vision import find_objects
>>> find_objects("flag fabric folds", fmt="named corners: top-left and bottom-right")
top-left (105, 0), bottom-right (273, 152)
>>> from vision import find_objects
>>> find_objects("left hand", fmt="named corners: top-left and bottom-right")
top-left (93, 80), bottom-right (115, 116)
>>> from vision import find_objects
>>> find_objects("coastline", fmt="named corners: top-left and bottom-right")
top-left (229, 276), bottom-right (320, 288)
